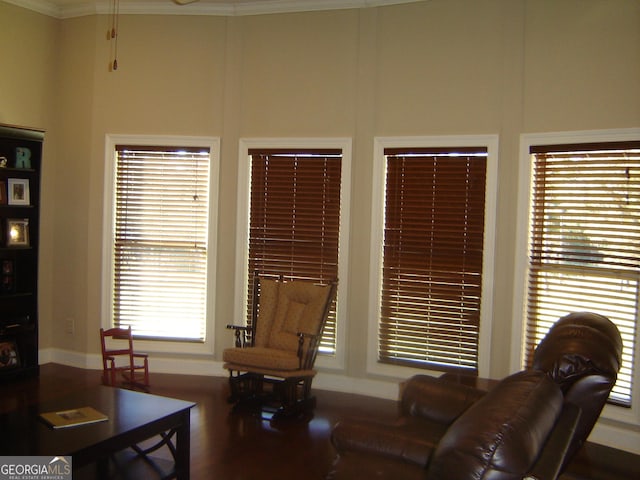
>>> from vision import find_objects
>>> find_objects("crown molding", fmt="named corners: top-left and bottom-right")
top-left (2, 0), bottom-right (424, 19)
top-left (2, 0), bottom-right (68, 18)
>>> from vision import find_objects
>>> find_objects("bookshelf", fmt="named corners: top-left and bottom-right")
top-left (0, 124), bottom-right (43, 380)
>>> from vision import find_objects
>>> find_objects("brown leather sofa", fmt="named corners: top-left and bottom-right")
top-left (328, 312), bottom-right (622, 480)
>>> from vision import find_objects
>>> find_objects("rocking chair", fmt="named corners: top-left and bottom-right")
top-left (100, 326), bottom-right (150, 392)
top-left (223, 273), bottom-right (337, 418)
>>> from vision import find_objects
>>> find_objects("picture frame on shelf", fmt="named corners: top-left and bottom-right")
top-left (0, 181), bottom-right (6, 205)
top-left (2, 259), bottom-right (13, 275)
top-left (2, 259), bottom-right (14, 293)
top-left (6, 218), bottom-right (29, 247)
top-left (7, 179), bottom-right (29, 206)
top-left (0, 340), bottom-right (20, 369)
top-left (2, 274), bottom-right (14, 293)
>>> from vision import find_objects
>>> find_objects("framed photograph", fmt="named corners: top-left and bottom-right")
top-left (2, 259), bottom-right (14, 293)
top-left (6, 219), bottom-right (29, 247)
top-left (0, 340), bottom-right (20, 369)
top-left (7, 179), bottom-right (29, 206)
top-left (2, 259), bottom-right (13, 275)
top-left (2, 274), bottom-right (14, 293)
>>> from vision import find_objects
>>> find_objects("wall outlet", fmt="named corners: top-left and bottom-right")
top-left (65, 317), bottom-right (75, 334)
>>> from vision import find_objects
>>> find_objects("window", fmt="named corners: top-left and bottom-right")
top-left (370, 136), bottom-right (498, 377)
top-left (235, 139), bottom-right (351, 363)
top-left (519, 137), bottom-right (640, 409)
top-left (104, 135), bottom-right (219, 354)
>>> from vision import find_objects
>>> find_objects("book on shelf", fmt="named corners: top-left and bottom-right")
top-left (39, 406), bottom-right (108, 429)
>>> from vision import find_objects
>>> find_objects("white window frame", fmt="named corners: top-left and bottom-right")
top-left (512, 128), bottom-right (640, 427)
top-left (102, 134), bottom-right (220, 355)
top-left (368, 135), bottom-right (499, 379)
top-left (234, 138), bottom-right (352, 371)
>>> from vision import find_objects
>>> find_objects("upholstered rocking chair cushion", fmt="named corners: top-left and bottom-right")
top-left (223, 347), bottom-right (301, 372)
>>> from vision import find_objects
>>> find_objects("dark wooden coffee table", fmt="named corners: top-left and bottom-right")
top-left (0, 386), bottom-right (195, 479)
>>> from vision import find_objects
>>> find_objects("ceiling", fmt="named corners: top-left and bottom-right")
top-left (6, 0), bottom-right (423, 19)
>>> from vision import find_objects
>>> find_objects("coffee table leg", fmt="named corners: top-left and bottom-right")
top-left (96, 457), bottom-right (109, 480)
top-left (175, 410), bottom-right (191, 480)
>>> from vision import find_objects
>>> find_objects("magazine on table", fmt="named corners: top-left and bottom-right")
top-left (39, 406), bottom-right (108, 429)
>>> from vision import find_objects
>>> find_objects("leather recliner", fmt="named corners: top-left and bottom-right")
top-left (327, 312), bottom-right (622, 480)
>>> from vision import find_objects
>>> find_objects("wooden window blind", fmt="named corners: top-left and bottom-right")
top-left (379, 147), bottom-right (487, 373)
top-left (113, 145), bottom-right (210, 341)
top-left (526, 141), bottom-right (640, 407)
top-left (247, 149), bottom-right (342, 353)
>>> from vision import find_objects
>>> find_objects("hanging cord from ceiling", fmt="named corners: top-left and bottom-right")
top-left (109, 0), bottom-right (120, 71)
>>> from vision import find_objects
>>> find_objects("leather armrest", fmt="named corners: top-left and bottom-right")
top-left (327, 451), bottom-right (426, 480)
top-left (329, 375), bottom-right (487, 474)
top-left (526, 402), bottom-right (581, 480)
top-left (331, 417), bottom-right (443, 467)
top-left (401, 374), bottom-right (486, 424)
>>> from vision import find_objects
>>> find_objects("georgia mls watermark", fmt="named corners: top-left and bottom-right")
top-left (0, 456), bottom-right (71, 480)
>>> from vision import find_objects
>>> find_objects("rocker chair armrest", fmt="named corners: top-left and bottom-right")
top-left (132, 352), bottom-right (148, 361)
top-left (227, 324), bottom-right (252, 347)
top-left (297, 332), bottom-right (321, 369)
top-left (226, 324), bottom-right (251, 330)
top-left (298, 331), bottom-right (321, 338)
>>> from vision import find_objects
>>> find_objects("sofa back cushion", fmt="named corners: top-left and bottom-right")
top-left (426, 370), bottom-right (563, 480)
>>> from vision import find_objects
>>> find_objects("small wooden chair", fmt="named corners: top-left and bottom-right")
top-left (100, 326), bottom-right (150, 392)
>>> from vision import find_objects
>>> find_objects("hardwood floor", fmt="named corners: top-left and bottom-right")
top-left (1, 363), bottom-right (638, 479)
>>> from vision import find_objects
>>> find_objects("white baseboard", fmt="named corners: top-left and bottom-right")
top-left (41, 348), bottom-right (227, 377)
top-left (39, 347), bottom-right (92, 368)
top-left (589, 422), bottom-right (640, 455)
top-left (40, 348), bottom-right (640, 455)
top-left (313, 372), bottom-right (401, 400)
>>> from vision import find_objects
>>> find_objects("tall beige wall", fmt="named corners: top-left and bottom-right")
top-left (1, 0), bottom-right (639, 384)
top-left (0, 2), bottom-right (59, 347)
